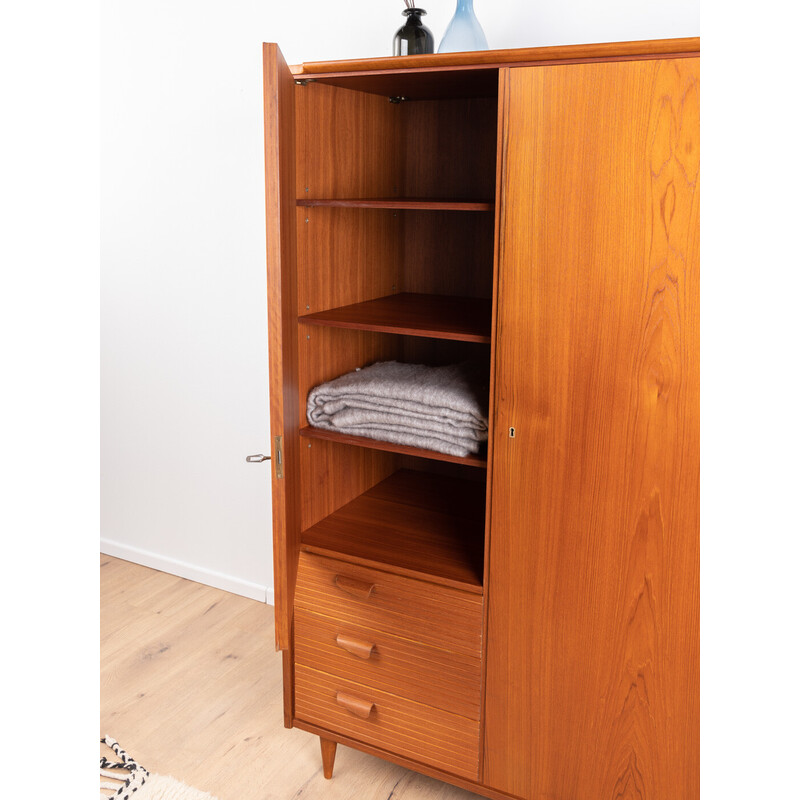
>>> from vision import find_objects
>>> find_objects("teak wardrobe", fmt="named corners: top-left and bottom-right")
top-left (262, 38), bottom-right (699, 800)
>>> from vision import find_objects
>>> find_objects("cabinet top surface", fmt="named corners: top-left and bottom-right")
top-left (286, 37), bottom-right (699, 78)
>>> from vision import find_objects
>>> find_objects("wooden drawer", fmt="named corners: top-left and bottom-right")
top-left (295, 663), bottom-right (480, 780)
top-left (295, 552), bottom-right (482, 657)
top-left (294, 608), bottom-right (481, 719)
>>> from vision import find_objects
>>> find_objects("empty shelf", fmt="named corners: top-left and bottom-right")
top-left (300, 469), bottom-right (486, 591)
top-left (300, 293), bottom-right (492, 343)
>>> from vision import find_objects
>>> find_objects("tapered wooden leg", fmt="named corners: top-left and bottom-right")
top-left (320, 737), bottom-right (337, 779)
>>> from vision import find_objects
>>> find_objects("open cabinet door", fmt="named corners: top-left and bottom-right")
top-left (263, 43), bottom-right (299, 653)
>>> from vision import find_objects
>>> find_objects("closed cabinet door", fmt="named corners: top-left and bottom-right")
top-left (484, 58), bottom-right (699, 799)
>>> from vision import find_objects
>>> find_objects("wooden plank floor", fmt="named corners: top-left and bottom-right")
top-left (101, 555), bottom-right (484, 800)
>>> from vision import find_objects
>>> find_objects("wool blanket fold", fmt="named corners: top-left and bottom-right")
top-left (306, 361), bottom-right (489, 457)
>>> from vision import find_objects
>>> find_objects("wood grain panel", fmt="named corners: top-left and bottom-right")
top-left (402, 98), bottom-right (497, 202)
top-left (295, 552), bottom-right (483, 657)
top-left (399, 338), bottom-right (491, 371)
top-left (484, 59), bottom-right (699, 799)
top-left (295, 664), bottom-right (480, 780)
top-left (296, 207), bottom-right (401, 316)
top-left (262, 44), bottom-right (300, 667)
top-left (295, 81), bottom-right (403, 200)
top-left (294, 609), bottom-right (482, 719)
top-left (477, 61), bottom-right (510, 788)
top-left (401, 211), bottom-right (495, 300)
top-left (299, 437), bottom-right (399, 535)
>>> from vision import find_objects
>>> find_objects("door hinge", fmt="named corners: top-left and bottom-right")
top-left (273, 435), bottom-right (284, 479)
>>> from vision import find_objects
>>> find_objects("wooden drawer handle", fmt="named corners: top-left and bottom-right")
top-left (335, 634), bottom-right (376, 660)
top-left (335, 691), bottom-right (375, 719)
top-left (334, 574), bottom-right (375, 600)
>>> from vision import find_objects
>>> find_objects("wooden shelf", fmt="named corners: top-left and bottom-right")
top-left (296, 198), bottom-right (494, 211)
top-left (300, 293), bottom-right (491, 343)
top-left (300, 426), bottom-right (487, 468)
top-left (300, 469), bottom-right (485, 591)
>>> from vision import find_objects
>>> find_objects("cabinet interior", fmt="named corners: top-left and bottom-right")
top-left (294, 78), bottom-right (498, 589)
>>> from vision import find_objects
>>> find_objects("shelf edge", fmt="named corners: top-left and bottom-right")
top-left (299, 426), bottom-right (488, 468)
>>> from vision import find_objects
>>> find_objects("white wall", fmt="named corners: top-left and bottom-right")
top-left (101, 0), bottom-right (699, 602)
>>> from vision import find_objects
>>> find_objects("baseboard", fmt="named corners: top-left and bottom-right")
top-left (100, 538), bottom-right (273, 604)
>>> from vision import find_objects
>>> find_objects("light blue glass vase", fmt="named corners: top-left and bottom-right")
top-left (437, 0), bottom-right (488, 53)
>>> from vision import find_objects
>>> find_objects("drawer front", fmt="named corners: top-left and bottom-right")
top-left (295, 552), bottom-right (482, 657)
top-left (295, 664), bottom-right (480, 780)
top-left (294, 608), bottom-right (482, 719)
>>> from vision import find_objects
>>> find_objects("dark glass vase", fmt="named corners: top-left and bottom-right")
top-left (393, 8), bottom-right (434, 56)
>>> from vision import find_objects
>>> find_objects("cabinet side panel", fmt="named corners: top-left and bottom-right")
top-left (295, 81), bottom-right (403, 202)
top-left (484, 58), bottom-right (699, 799)
top-left (263, 44), bottom-right (301, 664)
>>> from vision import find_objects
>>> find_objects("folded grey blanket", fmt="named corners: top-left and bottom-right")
top-left (307, 361), bottom-right (489, 457)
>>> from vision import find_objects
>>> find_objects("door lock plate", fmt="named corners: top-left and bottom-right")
top-left (274, 435), bottom-right (284, 479)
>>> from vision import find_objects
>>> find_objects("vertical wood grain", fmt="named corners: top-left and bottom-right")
top-left (295, 81), bottom-right (403, 201)
top-left (401, 211), bottom-right (495, 300)
top-left (478, 64), bottom-right (511, 787)
top-left (401, 97), bottom-right (498, 202)
top-left (484, 58), bottom-right (699, 799)
top-left (263, 44), bottom-right (300, 674)
top-left (297, 207), bottom-right (401, 316)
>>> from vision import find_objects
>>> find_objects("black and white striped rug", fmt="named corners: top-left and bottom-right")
top-left (100, 737), bottom-right (219, 800)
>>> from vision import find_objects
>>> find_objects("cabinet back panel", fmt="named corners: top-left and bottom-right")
top-left (401, 97), bottom-right (497, 201)
top-left (399, 338), bottom-right (490, 368)
top-left (485, 58), bottom-right (699, 799)
top-left (401, 211), bottom-right (495, 299)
